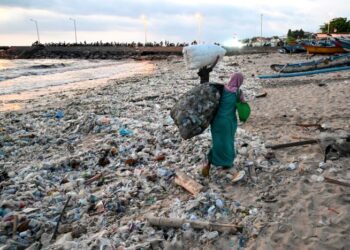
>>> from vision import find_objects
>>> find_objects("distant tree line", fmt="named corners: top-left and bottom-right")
top-left (320, 17), bottom-right (350, 33)
top-left (287, 29), bottom-right (306, 39)
top-left (285, 17), bottom-right (350, 38)
top-left (245, 36), bottom-right (280, 42)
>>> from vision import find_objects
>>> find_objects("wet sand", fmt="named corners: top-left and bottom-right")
top-left (0, 60), bottom-right (154, 112)
top-left (237, 54), bottom-right (350, 250)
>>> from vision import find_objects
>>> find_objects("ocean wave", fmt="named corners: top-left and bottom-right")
top-left (0, 59), bottom-right (149, 95)
top-left (0, 60), bottom-right (120, 82)
top-left (29, 63), bottom-right (67, 69)
top-left (0, 63), bottom-right (69, 81)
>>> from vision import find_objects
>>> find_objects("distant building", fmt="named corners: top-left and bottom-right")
top-left (249, 37), bottom-right (283, 47)
top-left (250, 37), bottom-right (269, 47)
top-left (315, 33), bottom-right (350, 39)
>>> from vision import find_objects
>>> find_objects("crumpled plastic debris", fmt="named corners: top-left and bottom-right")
top-left (0, 56), bottom-right (307, 249)
top-left (55, 110), bottom-right (64, 119)
top-left (119, 128), bottom-right (133, 136)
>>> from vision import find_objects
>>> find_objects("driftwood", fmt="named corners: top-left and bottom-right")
top-left (324, 176), bottom-right (350, 188)
top-left (85, 173), bottom-right (103, 185)
top-left (13, 214), bottom-right (18, 239)
top-left (296, 123), bottom-right (322, 129)
top-left (130, 95), bottom-right (160, 103)
top-left (145, 215), bottom-right (237, 233)
top-left (255, 92), bottom-right (267, 98)
top-left (266, 139), bottom-right (318, 150)
top-left (18, 133), bottom-right (36, 139)
top-left (174, 170), bottom-right (203, 195)
top-left (51, 196), bottom-right (72, 242)
top-left (291, 136), bottom-right (315, 140)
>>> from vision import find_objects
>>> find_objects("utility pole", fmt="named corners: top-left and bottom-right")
top-left (260, 14), bottom-right (263, 47)
top-left (195, 13), bottom-right (203, 43)
top-left (327, 12), bottom-right (333, 35)
top-left (30, 18), bottom-right (40, 43)
top-left (141, 15), bottom-right (148, 45)
top-left (69, 18), bottom-right (78, 43)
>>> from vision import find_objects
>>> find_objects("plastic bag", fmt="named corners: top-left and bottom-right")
top-left (236, 90), bottom-right (250, 122)
top-left (183, 44), bottom-right (226, 70)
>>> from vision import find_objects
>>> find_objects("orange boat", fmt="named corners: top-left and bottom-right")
top-left (303, 45), bottom-right (345, 54)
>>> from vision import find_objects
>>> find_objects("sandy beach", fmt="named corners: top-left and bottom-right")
top-left (0, 53), bottom-right (350, 249)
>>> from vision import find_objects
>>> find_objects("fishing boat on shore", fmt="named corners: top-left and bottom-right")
top-left (270, 53), bottom-right (350, 73)
top-left (302, 44), bottom-right (345, 54)
top-left (300, 39), bottom-right (345, 54)
top-left (333, 38), bottom-right (350, 52)
top-left (259, 65), bottom-right (350, 79)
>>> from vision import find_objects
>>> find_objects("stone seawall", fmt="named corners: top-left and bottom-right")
top-left (0, 45), bottom-right (279, 59)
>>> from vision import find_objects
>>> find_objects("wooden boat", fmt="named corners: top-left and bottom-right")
top-left (259, 65), bottom-right (350, 79)
top-left (279, 44), bottom-right (306, 54)
top-left (271, 53), bottom-right (350, 73)
top-left (302, 44), bottom-right (345, 54)
top-left (333, 38), bottom-right (350, 52)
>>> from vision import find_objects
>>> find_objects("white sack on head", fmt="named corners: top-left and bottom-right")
top-left (183, 44), bottom-right (226, 70)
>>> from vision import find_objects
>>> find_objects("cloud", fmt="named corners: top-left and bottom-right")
top-left (1, 0), bottom-right (349, 45)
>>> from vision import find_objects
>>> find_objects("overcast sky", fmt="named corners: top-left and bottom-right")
top-left (0, 0), bottom-right (349, 45)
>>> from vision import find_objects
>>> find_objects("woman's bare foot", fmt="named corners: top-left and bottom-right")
top-left (201, 162), bottom-right (211, 177)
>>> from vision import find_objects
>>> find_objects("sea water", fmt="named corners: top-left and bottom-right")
top-left (0, 59), bottom-right (154, 111)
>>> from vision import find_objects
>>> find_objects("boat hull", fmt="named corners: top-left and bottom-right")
top-left (303, 45), bottom-right (345, 54)
top-left (271, 53), bottom-right (350, 73)
top-left (259, 65), bottom-right (350, 79)
top-left (334, 38), bottom-right (350, 52)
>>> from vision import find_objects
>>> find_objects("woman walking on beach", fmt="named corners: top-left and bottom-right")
top-left (202, 72), bottom-right (245, 177)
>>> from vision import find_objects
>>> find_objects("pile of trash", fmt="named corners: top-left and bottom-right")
top-left (0, 116), bottom-right (268, 249)
top-left (0, 58), bottom-right (282, 249)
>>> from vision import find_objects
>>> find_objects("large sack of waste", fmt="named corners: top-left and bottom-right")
top-left (183, 44), bottom-right (226, 70)
top-left (171, 83), bottom-right (223, 140)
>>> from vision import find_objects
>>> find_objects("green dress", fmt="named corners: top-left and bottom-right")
top-left (208, 89), bottom-right (238, 168)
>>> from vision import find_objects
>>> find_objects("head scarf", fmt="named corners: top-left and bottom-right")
top-left (225, 72), bottom-right (244, 93)
top-left (225, 72), bottom-right (245, 102)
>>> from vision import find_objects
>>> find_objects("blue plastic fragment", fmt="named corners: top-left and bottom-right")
top-left (119, 128), bottom-right (133, 136)
top-left (55, 110), bottom-right (64, 119)
top-left (239, 235), bottom-right (247, 248)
